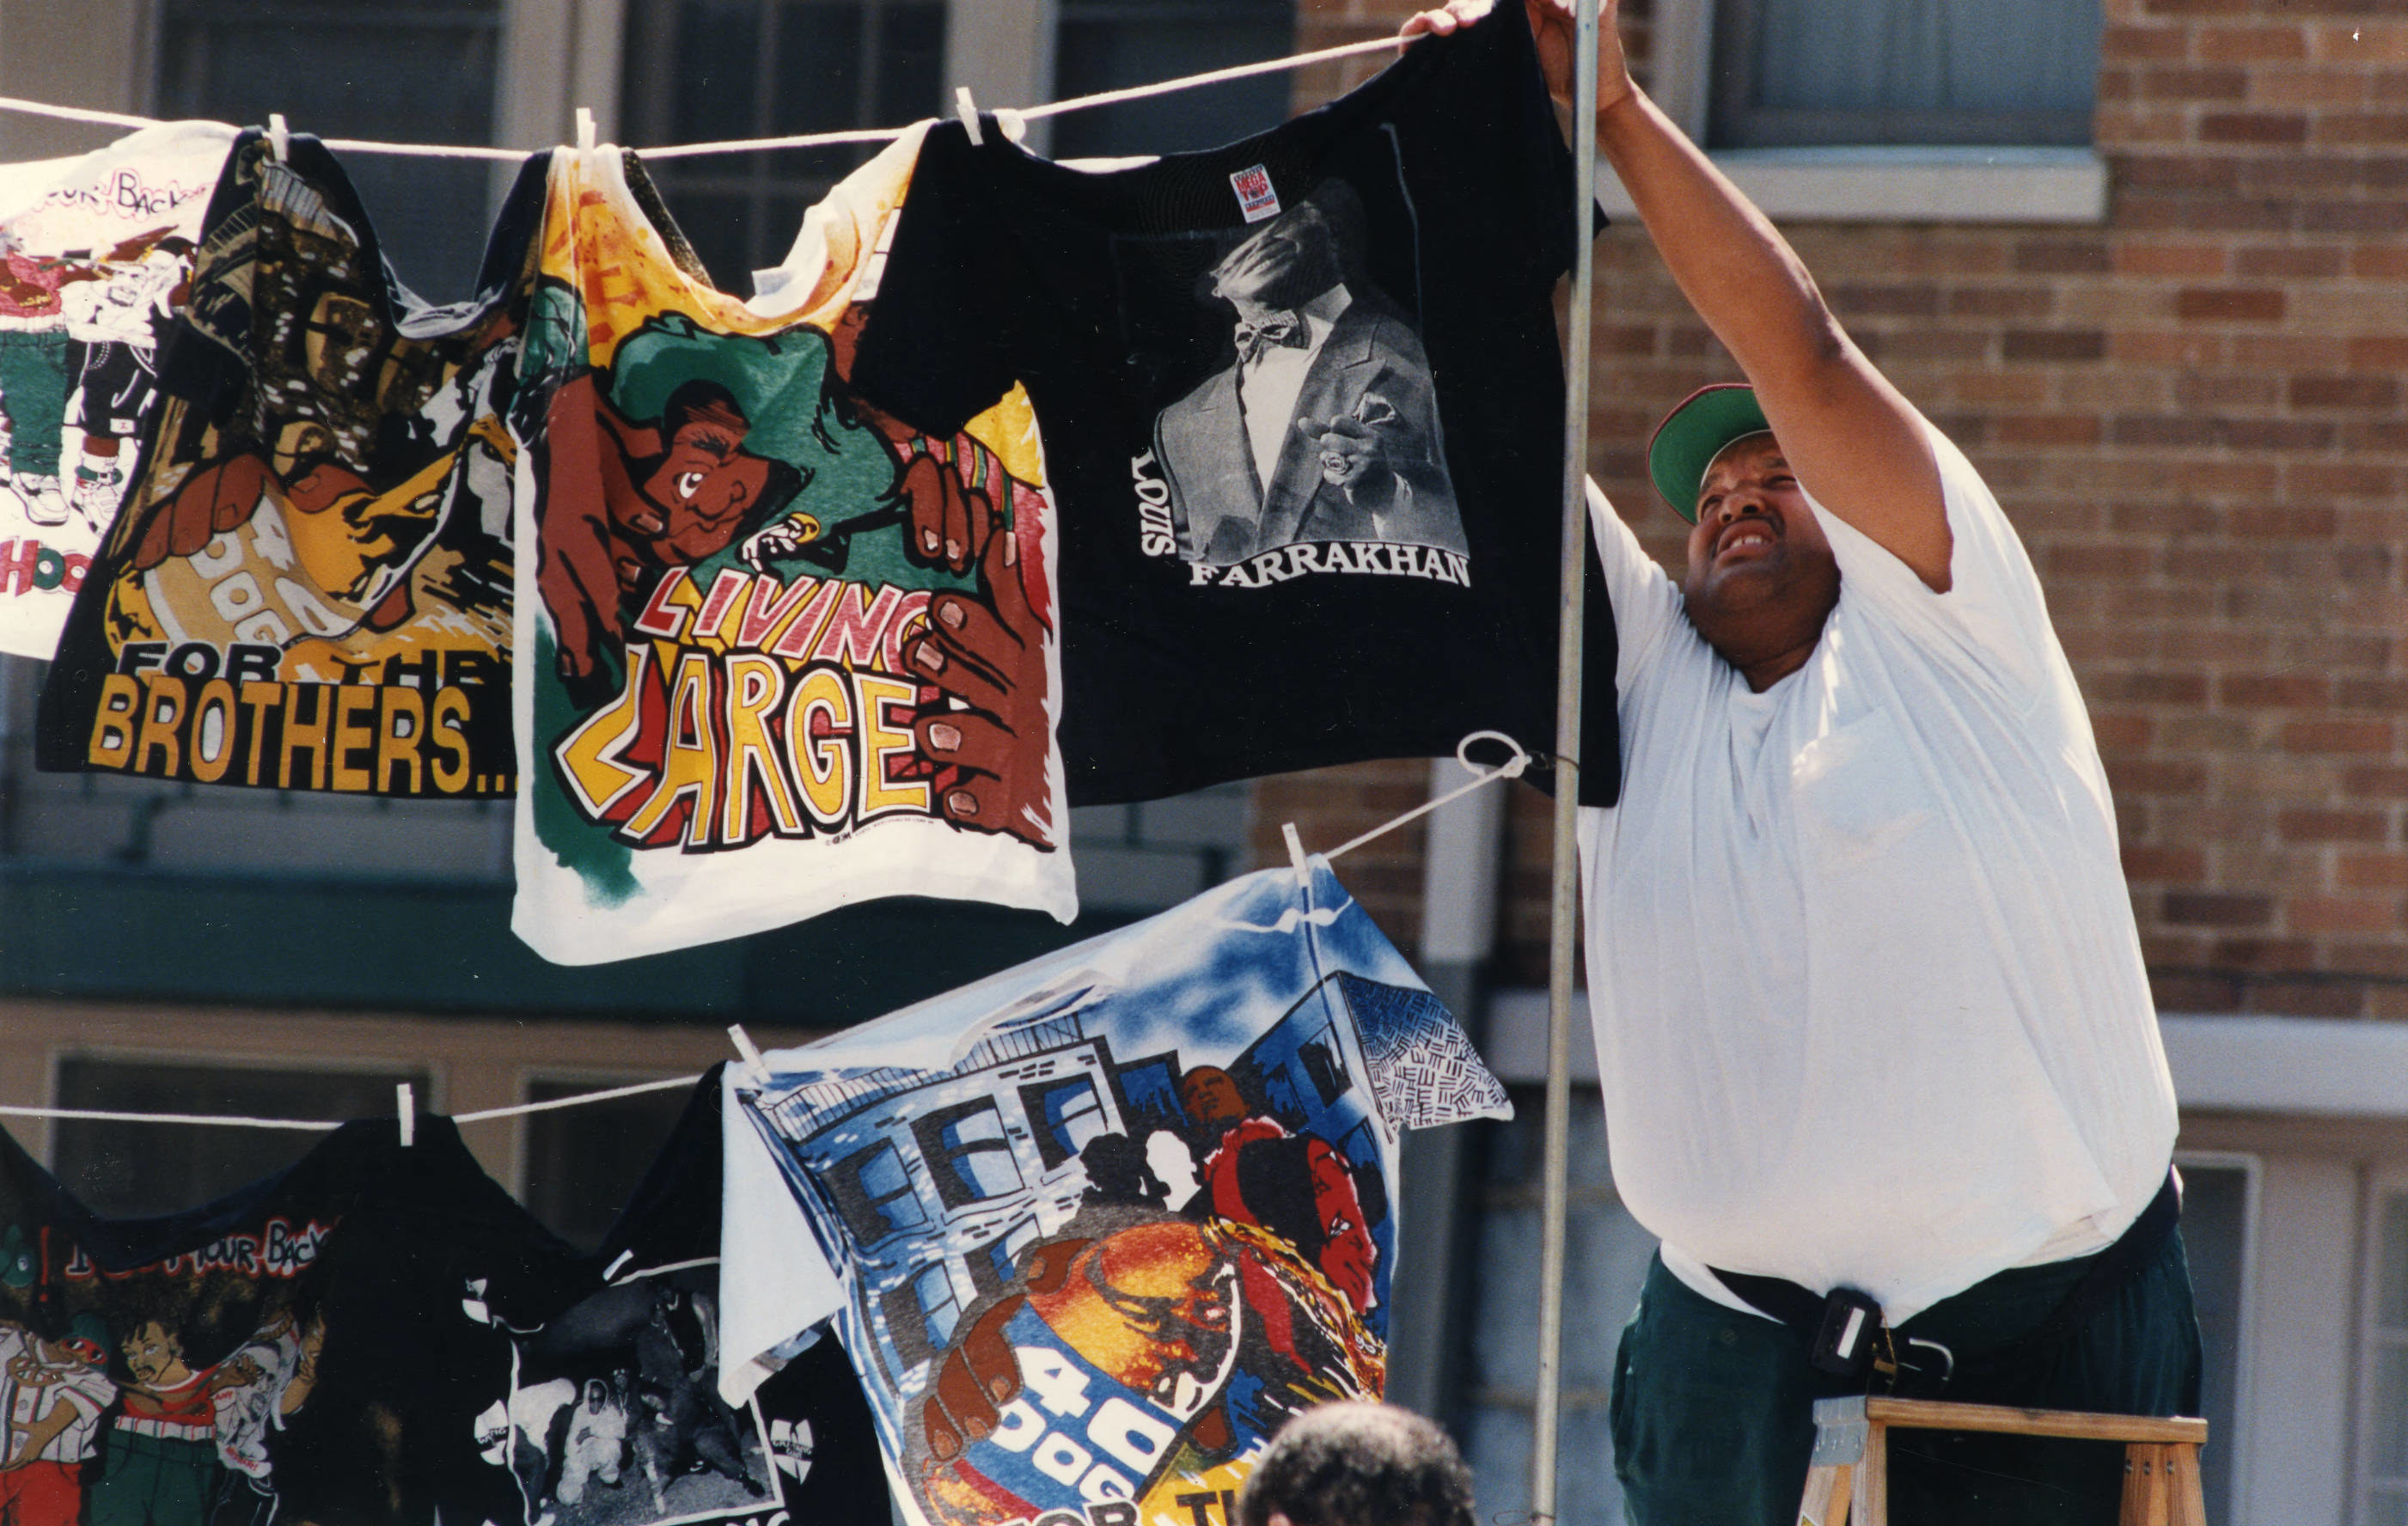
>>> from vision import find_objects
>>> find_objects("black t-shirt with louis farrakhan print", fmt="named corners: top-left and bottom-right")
top-left (851, 3), bottom-right (1618, 805)
top-left (0, 1116), bottom-right (587, 1526)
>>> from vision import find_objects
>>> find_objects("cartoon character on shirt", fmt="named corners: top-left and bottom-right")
top-left (58, 235), bottom-right (191, 527)
top-left (533, 313), bottom-right (1058, 847)
top-left (208, 1308), bottom-right (321, 1526)
top-left (1151, 185), bottom-right (1461, 569)
top-left (91, 1321), bottom-right (222, 1526)
top-left (1176, 1065), bottom-right (1378, 1315)
top-left (0, 1314), bottom-right (115, 1526)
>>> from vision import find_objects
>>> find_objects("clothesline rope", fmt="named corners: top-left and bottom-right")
top-left (1294, 729), bottom-right (1533, 872)
top-left (0, 34), bottom-right (1403, 164)
top-left (0, 1072), bottom-right (703, 1132)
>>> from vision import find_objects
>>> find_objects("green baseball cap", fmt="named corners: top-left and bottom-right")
top-left (1647, 382), bottom-right (1772, 522)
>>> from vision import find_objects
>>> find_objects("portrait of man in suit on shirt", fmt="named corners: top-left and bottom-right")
top-left (1152, 185), bottom-right (1464, 569)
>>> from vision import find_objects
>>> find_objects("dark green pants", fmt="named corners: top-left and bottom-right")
top-left (1608, 1229), bottom-right (2202, 1526)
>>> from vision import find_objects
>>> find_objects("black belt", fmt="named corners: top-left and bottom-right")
top-left (1707, 1170), bottom-right (2182, 1389)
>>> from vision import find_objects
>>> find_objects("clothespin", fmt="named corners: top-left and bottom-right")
top-left (996, 109), bottom-right (1028, 146)
top-left (1282, 821), bottom-right (1310, 885)
top-left (574, 107), bottom-right (596, 155)
top-left (727, 1024), bottom-right (772, 1087)
top-left (266, 114), bottom-right (289, 163)
top-left (954, 87), bottom-right (983, 146)
top-left (395, 1083), bottom-right (414, 1148)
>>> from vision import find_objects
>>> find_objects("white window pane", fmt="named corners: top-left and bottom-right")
top-left (1714, 0), bottom-right (2100, 149)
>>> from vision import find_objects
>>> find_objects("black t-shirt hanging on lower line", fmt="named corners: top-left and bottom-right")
top-left (851, 3), bottom-right (1619, 805)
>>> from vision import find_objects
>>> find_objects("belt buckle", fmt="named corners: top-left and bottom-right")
top-left (1808, 1286), bottom-right (1886, 1379)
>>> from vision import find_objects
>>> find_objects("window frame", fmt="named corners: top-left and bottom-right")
top-left (1625, 0), bottom-right (2106, 224)
top-left (913, 1098), bottom-right (1026, 1210)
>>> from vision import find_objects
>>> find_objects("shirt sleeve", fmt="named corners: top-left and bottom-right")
top-left (718, 1066), bottom-right (847, 1407)
top-left (1585, 477), bottom-right (1684, 695)
top-left (847, 124), bottom-right (1025, 437)
top-left (61, 1374), bottom-right (113, 1421)
top-left (1811, 420), bottom-right (2056, 703)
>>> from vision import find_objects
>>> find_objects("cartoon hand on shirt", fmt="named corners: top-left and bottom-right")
top-left (906, 528), bottom-right (1055, 847)
top-left (899, 441), bottom-right (1003, 577)
top-left (918, 1236), bottom-right (1088, 1464)
top-left (131, 453), bottom-right (274, 571)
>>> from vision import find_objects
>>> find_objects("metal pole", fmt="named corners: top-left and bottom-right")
top-left (1531, 2), bottom-right (1599, 1521)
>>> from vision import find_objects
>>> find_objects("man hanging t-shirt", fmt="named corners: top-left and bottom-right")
top-left (0, 1116), bottom-right (588, 1526)
top-left (468, 1067), bottom-right (891, 1526)
top-left (718, 860), bottom-right (1513, 1526)
top-left (847, 3), bottom-right (1617, 804)
top-left (38, 129), bottom-right (547, 797)
top-left (509, 131), bottom-right (1072, 965)
top-left (0, 122), bottom-right (230, 661)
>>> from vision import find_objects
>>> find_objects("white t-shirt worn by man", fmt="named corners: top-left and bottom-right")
top-left (1577, 418), bottom-right (2179, 1327)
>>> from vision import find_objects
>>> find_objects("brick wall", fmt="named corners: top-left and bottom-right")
top-left (1262, 0), bottom-right (2408, 1010)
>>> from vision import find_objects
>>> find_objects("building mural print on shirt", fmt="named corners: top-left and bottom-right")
top-left (736, 865), bottom-right (1513, 1526)
top-left (1128, 164), bottom-right (1467, 591)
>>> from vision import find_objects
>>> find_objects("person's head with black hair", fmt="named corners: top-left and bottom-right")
top-left (1236, 1402), bottom-right (1476, 1526)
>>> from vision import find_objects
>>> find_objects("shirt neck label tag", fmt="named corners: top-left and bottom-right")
top-left (1231, 164), bottom-right (1281, 223)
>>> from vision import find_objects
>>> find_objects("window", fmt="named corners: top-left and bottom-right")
top-left (1455, 1086), bottom-right (1651, 1526)
top-left (620, 0), bottom-right (946, 290)
top-left (830, 1139), bottom-right (926, 1242)
top-left (2173, 1155), bottom-right (2251, 1525)
top-left (518, 1077), bottom-right (692, 1251)
top-left (51, 1059), bottom-right (429, 1218)
top-left (1050, 0), bottom-right (1297, 160)
top-left (1298, 1037), bottom-right (1350, 1108)
top-left (1021, 1077), bottom-right (1107, 1170)
top-left (154, 0), bottom-right (505, 300)
top-left (1706, 0), bottom-right (2102, 150)
top-left (913, 1099), bottom-right (1024, 1209)
top-left (913, 1260), bottom-right (963, 1347)
top-left (2363, 1179), bottom-right (2408, 1524)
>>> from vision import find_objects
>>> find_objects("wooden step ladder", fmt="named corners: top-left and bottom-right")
top-left (1794, 1395), bottom-right (2209, 1526)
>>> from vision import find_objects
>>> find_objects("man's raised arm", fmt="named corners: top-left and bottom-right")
top-left (1406, 0), bottom-right (1952, 589)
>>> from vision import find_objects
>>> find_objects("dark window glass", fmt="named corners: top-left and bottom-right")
top-left (518, 1079), bottom-right (691, 1251)
top-left (1708, 0), bottom-right (2101, 150)
top-left (2178, 1161), bottom-right (2246, 1524)
top-left (622, 0), bottom-right (946, 293)
top-left (1051, 0), bottom-right (1297, 160)
top-left (1299, 1038), bottom-right (1349, 1107)
top-left (830, 1139), bottom-right (926, 1243)
top-left (879, 1280), bottom-right (932, 1365)
top-left (913, 1260), bottom-right (962, 1347)
top-left (912, 1099), bottom-right (1023, 1209)
top-left (1019, 1077), bottom-right (1105, 1171)
top-left (52, 1059), bottom-right (428, 1218)
top-left (154, 0), bottom-right (505, 302)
